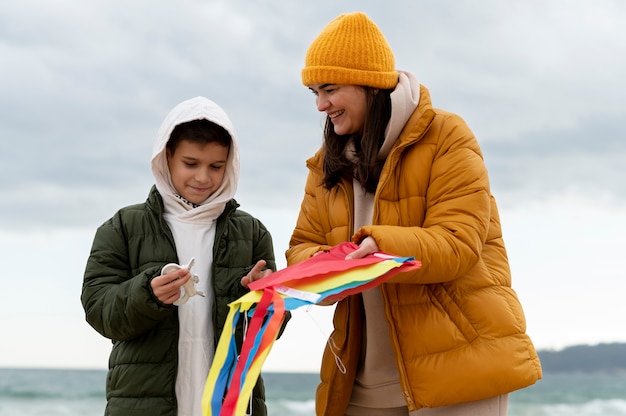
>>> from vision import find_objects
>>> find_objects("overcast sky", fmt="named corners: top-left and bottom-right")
top-left (1, 0), bottom-right (625, 373)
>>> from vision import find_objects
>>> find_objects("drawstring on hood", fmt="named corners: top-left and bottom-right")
top-left (151, 96), bottom-right (240, 224)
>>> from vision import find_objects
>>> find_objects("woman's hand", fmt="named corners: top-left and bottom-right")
top-left (241, 259), bottom-right (273, 288)
top-left (151, 268), bottom-right (191, 305)
top-left (345, 236), bottom-right (379, 260)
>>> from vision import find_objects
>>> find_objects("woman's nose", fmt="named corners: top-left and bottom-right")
top-left (316, 96), bottom-right (330, 112)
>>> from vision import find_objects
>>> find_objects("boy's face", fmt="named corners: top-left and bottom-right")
top-left (166, 138), bottom-right (229, 205)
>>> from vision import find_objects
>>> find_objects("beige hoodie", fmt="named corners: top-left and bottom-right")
top-left (349, 71), bottom-right (420, 411)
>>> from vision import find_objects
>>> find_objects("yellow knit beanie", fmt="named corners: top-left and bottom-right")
top-left (302, 12), bottom-right (398, 89)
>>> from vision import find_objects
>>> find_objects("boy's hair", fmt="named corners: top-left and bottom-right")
top-left (167, 119), bottom-right (232, 154)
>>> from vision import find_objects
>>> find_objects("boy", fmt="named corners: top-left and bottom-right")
top-left (82, 96), bottom-right (281, 416)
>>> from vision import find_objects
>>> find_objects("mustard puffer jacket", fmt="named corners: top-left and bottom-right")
top-left (286, 85), bottom-right (542, 414)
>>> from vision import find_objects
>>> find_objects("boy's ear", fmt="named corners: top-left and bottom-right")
top-left (165, 147), bottom-right (172, 161)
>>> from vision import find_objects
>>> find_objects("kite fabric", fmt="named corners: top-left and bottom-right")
top-left (201, 241), bottom-right (422, 416)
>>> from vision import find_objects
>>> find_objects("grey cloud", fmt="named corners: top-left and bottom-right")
top-left (1, 0), bottom-right (625, 231)
top-left (484, 114), bottom-right (626, 206)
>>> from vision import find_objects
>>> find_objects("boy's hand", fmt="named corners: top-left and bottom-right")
top-left (241, 259), bottom-right (272, 288)
top-left (151, 268), bottom-right (191, 304)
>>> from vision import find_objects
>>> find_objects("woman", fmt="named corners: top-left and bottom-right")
top-left (286, 12), bottom-right (542, 416)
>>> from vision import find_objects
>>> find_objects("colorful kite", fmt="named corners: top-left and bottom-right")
top-left (201, 242), bottom-right (421, 416)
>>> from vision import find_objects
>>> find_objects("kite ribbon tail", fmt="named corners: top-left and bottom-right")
top-left (220, 288), bottom-right (275, 416)
top-left (202, 302), bottom-right (241, 416)
top-left (233, 290), bottom-right (286, 415)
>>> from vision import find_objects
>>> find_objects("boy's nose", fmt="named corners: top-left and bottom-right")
top-left (196, 169), bottom-right (211, 184)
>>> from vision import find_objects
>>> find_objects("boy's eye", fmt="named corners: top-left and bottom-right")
top-left (184, 162), bottom-right (196, 167)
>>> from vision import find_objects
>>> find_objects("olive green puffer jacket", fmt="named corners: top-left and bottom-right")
top-left (82, 186), bottom-right (285, 415)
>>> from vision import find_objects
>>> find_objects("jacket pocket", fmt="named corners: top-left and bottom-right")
top-left (428, 284), bottom-right (478, 343)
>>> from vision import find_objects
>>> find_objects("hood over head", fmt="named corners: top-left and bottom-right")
top-left (151, 96), bottom-right (240, 222)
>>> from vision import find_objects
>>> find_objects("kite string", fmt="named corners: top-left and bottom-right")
top-left (242, 310), bottom-right (252, 416)
top-left (304, 305), bottom-right (347, 374)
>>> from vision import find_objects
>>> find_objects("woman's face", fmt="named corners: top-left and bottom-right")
top-left (309, 84), bottom-right (367, 135)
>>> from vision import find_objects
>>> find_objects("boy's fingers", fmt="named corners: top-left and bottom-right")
top-left (251, 259), bottom-right (266, 274)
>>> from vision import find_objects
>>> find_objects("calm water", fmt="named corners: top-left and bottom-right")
top-left (1, 368), bottom-right (626, 415)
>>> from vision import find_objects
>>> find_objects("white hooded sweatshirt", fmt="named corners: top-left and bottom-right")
top-left (151, 96), bottom-right (240, 416)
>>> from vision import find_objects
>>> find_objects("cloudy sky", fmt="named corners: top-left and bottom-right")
top-left (1, 0), bottom-right (625, 373)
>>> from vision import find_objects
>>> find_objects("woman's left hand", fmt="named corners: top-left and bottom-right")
top-left (240, 259), bottom-right (272, 288)
top-left (345, 236), bottom-right (379, 260)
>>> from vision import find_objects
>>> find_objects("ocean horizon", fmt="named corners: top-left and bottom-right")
top-left (2, 367), bottom-right (626, 415)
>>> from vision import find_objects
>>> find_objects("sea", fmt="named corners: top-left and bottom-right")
top-left (1, 368), bottom-right (626, 415)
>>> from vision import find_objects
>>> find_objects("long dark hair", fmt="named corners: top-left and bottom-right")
top-left (321, 87), bottom-right (393, 193)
